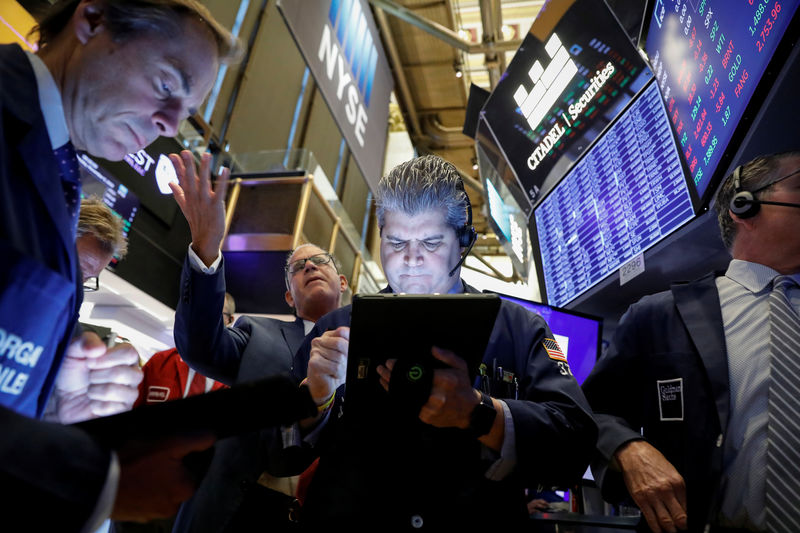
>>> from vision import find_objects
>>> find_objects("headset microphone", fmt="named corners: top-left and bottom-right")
top-left (729, 165), bottom-right (800, 218)
top-left (448, 231), bottom-right (477, 278)
top-left (448, 177), bottom-right (477, 278)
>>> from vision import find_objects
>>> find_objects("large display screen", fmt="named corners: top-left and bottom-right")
top-left (645, 0), bottom-right (799, 205)
top-left (494, 293), bottom-right (602, 385)
top-left (532, 80), bottom-right (695, 308)
top-left (480, 0), bottom-right (653, 208)
top-left (480, 151), bottom-right (532, 280)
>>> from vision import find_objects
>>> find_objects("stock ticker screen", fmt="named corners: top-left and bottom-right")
top-left (532, 81), bottom-right (695, 308)
top-left (645, 0), bottom-right (799, 204)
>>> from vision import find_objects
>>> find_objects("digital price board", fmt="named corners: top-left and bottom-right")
top-left (532, 80), bottom-right (695, 308)
top-left (645, 0), bottom-right (799, 205)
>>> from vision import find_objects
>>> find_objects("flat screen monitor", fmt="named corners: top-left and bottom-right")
top-left (481, 156), bottom-right (532, 280)
top-left (77, 153), bottom-right (140, 268)
top-left (480, 0), bottom-right (653, 209)
top-left (493, 292), bottom-right (602, 385)
top-left (644, 0), bottom-right (800, 206)
top-left (532, 79), bottom-right (696, 309)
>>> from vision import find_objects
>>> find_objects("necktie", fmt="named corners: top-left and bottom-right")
top-left (53, 141), bottom-right (81, 236)
top-left (765, 276), bottom-right (800, 532)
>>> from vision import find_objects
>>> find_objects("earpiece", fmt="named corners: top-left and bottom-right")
top-left (728, 163), bottom-right (800, 218)
top-left (729, 165), bottom-right (761, 219)
top-left (454, 177), bottom-right (477, 248)
top-left (449, 177), bottom-right (477, 277)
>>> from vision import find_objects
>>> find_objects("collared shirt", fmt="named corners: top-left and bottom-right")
top-left (25, 51), bottom-right (69, 149)
top-left (716, 260), bottom-right (800, 530)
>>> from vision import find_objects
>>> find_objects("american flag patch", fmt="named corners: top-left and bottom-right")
top-left (542, 338), bottom-right (567, 362)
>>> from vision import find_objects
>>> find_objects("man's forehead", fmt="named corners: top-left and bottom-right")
top-left (136, 19), bottom-right (218, 92)
top-left (290, 246), bottom-right (325, 261)
top-left (383, 209), bottom-right (450, 234)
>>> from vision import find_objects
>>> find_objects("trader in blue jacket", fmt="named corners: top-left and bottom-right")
top-left (582, 151), bottom-right (800, 532)
top-left (0, 0), bottom-right (239, 529)
top-left (283, 155), bottom-right (597, 530)
top-left (168, 147), bottom-right (348, 532)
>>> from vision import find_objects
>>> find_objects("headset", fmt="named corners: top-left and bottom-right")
top-left (729, 164), bottom-right (800, 218)
top-left (448, 177), bottom-right (477, 278)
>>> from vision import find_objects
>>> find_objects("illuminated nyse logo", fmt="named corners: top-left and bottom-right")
top-left (318, 0), bottom-right (378, 147)
top-left (513, 33), bottom-right (578, 134)
top-left (125, 150), bottom-right (178, 194)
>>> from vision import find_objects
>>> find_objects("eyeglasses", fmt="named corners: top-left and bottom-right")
top-left (83, 276), bottom-right (99, 292)
top-left (285, 253), bottom-right (335, 276)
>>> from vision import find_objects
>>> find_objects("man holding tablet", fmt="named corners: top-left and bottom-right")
top-left (284, 155), bottom-right (597, 530)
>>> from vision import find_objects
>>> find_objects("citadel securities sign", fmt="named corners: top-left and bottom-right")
top-left (480, 0), bottom-right (652, 205)
top-left (278, 0), bottom-right (393, 191)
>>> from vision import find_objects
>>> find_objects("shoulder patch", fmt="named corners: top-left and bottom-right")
top-left (146, 386), bottom-right (170, 403)
top-left (542, 338), bottom-right (567, 363)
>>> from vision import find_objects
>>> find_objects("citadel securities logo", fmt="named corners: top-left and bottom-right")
top-left (318, 0), bottom-right (379, 147)
top-left (512, 33), bottom-right (615, 172)
top-left (513, 33), bottom-right (578, 134)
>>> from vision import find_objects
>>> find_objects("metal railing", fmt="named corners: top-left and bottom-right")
top-left (218, 150), bottom-right (383, 294)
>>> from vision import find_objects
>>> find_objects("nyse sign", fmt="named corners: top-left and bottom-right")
top-left (278, 0), bottom-right (393, 192)
top-left (318, 23), bottom-right (369, 147)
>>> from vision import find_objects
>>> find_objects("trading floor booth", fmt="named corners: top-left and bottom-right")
top-left (472, 0), bottom-right (800, 529)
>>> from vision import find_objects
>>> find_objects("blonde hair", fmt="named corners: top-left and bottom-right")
top-left (77, 196), bottom-right (128, 258)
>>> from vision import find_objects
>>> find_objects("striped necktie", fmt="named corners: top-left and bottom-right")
top-left (53, 141), bottom-right (81, 236)
top-left (765, 275), bottom-right (800, 532)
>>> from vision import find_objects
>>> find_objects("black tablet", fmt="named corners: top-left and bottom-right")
top-left (345, 293), bottom-right (501, 422)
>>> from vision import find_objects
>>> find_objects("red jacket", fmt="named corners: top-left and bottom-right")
top-left (135, 347), bottom-right (227, 407)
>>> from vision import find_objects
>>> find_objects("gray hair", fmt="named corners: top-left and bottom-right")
top-left (33, 0), bottom-right (242, 64)
top-left (375, 155), bottom-right (468, 232)
top-left (715, 151), bottom-right (800, 250)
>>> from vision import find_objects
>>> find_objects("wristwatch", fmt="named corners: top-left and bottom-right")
top-left (468, 391), bottom-right (497, 438)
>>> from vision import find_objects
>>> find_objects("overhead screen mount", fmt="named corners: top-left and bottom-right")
top-left (642, 0), bottom-right (800, 210)
top-left (531, 79), bottom-right (696, 309)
